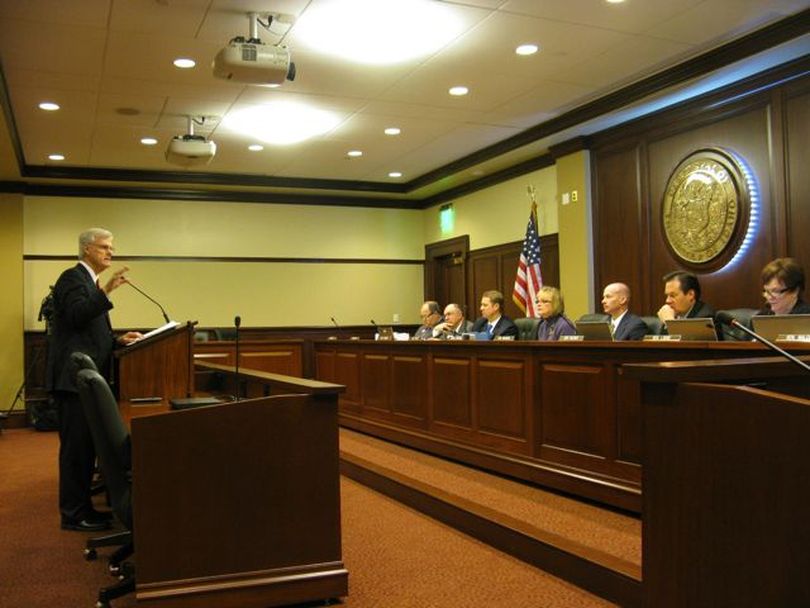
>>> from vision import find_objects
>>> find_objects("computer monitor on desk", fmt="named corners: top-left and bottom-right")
top-left (574, 321), bottom-right (613, 341)
top-left (664, 318), bottom-right (718, 341)
top-left (751, 314), bottom-right (810, 341)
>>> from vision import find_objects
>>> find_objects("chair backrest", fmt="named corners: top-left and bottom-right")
top-left (76, 369), bottom-right (132, 528)
top-left (67, 351), bottom-right (98, 389)
top-left (513, 317), bottom-right (540, 341)
top-left (717, 308), bottom-right (758, 341)
top-left (641, 316), bottom-right (664, 336)
top-left (577, 313), bottom-right (610, 324)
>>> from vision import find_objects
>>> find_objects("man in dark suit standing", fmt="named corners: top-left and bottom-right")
top-left (601, 282), bottom-right (647, 340)
top-left (472, 290), bottom-right (519, 339)
top-left (47, 228), bottom-right (141, 531)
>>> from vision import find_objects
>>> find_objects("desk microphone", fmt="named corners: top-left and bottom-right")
top-left (234, 315), bottom-right (241, 401)
top-left (715, 312), bottom-right (810, 373)
top-left (127, 280), bottom-right (171, 324)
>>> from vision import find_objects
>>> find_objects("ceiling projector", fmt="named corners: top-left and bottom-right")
top-left (212, 12), bottom-right (296, 86)
top-left (165, 134), bottom-right (216, 167)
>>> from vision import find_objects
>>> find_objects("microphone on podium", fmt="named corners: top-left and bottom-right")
top-left (234, 315), bottom-right (242, 401)
top-left (127, 280), bottom-right (171, 323)
top-left (714, 312), bottom-right (810, 373)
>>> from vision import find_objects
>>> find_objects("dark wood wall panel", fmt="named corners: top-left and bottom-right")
top-left (647, 107), bottom-right (774, 310)
top-left (593, 145), bottom-right (648, 313)
top-left (362, 354), bottom-right (390, 413)
top-left (785, 86), bottom-right (810, 266)
top-left (391, 355), bottom-right (426, 422)
top-left (476, 358), bottom-right (527, 442)
top-left (432, 357), bottom-right (472, 427)
top-left (592, 63), bottom-right (810, 314)
top-left (539, 363), bottom-right (608, 461)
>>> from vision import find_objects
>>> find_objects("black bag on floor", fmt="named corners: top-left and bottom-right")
top-left (29, 398), bottom-right (59, 431)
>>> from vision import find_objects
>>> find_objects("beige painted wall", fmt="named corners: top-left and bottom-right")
top-left (24, 197), bottom-right (425, 329)
top-left (1, 194), bottom-right (24, 413)
top-left (556, 151), bottom-right (594, 320)
top-left (423, 166), bottom-right (559, 248)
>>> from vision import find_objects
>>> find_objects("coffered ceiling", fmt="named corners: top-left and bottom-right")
top-left (0, 0), bottom-right (808, 207)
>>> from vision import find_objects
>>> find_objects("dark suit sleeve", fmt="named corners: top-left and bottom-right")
top-left (621, 315), bottom-right (648, 341)
top-left (57, 269), bottom-right (113, 330)
top-left (471, 317), bottom-right (486, 332)
top-left (496, 317), bottom-right (519, 339)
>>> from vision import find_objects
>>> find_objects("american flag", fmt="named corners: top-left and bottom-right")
top-left (512, 201), bottom-right (543, 317)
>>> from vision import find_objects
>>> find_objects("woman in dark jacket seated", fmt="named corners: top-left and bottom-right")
top-left (758, 258), bottom-right (810, 315)
top-left (535, 286), bottom-right (576, 340)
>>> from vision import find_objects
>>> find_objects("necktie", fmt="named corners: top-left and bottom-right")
top-left (609, 320), bottom-right (616, 336)
top-left (487, 323), bottom-right (494, 336)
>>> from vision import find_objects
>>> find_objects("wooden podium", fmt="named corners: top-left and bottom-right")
top-left (114, 322), bottom-right (194, 402)
top-left (130, 380), bottom-right (348, 607)
top-left (624, 355), bottom-right (810, 607)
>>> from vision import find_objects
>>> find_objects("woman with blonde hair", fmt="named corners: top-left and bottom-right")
top-left (534, 286), bottom-right (576, 340)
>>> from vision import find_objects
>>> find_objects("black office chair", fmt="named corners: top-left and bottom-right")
top-left (716, 308), bottom-right (757, 341)
top-left (513, 317), bottom-right (540, 340)
top-left (69, 352), bottom-right (131, 564)
top-left (76, 369), bottom-right (135, 607)
top-left (577, 313), bottom-right (610, 324)
top-left (641, 316), bottom-right (664, 336)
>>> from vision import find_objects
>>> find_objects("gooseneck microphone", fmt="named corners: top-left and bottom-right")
top-left (715, 312), bottom-right (810, 373)
top-left (127, 280), bottom-right (171, 324)
top-left (234, 315), bottom-right (242, 401)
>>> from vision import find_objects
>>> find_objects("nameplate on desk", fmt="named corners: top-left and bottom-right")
top-left (560, 335), bottom-right (584, 341)
top-left (170, 397), bottom-right (223, 410)
top-left (643, 335), bottom-right (680, 341)
top-left (130, 397), bottom-right (162, 405)
top-left (776, 334), bottom-right (810, 342)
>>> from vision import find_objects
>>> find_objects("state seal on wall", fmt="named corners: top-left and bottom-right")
top-left (662, 148), bottom-right (751, 267)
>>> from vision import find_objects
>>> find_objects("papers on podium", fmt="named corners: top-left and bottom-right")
top-left (126, 320), bottom-right (179, 345)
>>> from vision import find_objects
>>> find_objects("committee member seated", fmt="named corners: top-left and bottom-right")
top-left (757, 257), bottom-right (810, 315)
top-left (534, 286), bottom-right (576, 341)
top-left (432, 303), bottom-right (473, 338)
top-left (656, 271), bottom-right (715, 323)
top-left (601, 282), bottom-right (647, 340)
top-left (472, 290), bottom-right (519, 339)
top-left (413, 301), bottom-right (442, 340)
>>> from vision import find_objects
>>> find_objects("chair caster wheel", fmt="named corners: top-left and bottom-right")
top-left (96, 601), bottom-right (110, 608)
top-left (84, 548), bottom-right (97, 561)
top-left (108, 563), bottom-right (120, 575)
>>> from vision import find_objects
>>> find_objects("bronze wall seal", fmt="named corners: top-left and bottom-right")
top-left (662, 148), bottom-right (750, 266)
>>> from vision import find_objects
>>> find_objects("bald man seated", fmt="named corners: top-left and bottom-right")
top-left (601, 282), bottom-right (648, 341)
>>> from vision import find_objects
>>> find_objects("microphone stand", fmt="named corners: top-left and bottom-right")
top-left (719, 317), bottom-right (810, 373)
top-left (234, 315), bottom-right (241, 401)
top-left (127, 280), bottom-right (171, 323)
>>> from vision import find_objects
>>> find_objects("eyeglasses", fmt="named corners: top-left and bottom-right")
top-left (536, 298), bottom-right (552, 304)
top-left (93, 244), bottom-right (115, 253)
top-left (762, 286), bottom-right (790, 298)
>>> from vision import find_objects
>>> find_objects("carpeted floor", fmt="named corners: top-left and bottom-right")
top-left (0, 428), bottom-right (616, 607)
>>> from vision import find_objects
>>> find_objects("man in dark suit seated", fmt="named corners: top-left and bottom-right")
top-left (412, 300), bottom-right (443, 340)
top-left (656, 271), bottom-right (715, 327)
top-left (471, 290), bottom-right (519, 340)
top-left (601, 282), bottom-right (647, 340)
top-left (432, 303), bottom-right (473, 339)
top-left (47, 228), bottom-right (142, 531)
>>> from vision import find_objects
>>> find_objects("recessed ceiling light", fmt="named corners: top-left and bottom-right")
top-left (173, 58), bottom-right (196, 69)
top-left (38, 102), bottom-right (60, 111)
top-left (221, 102), bottom-right (343, 145)
top-left (248, 144), bottom-right (264, 151)
top-left (295, 0), bottom-right (463, 65)
top-left (515, 44), bottom-right (539, 56)
top-left (449, 86), bottom-right (469, 96)
top-left (140, 137), bottom-right (158, 145)
top-left (48, 154), bottom-right (65, 161)
top-left (605, 0), bottom-right (626, 3)
top-left (384, 127), bottom-right (401, 136)
top-left (347, 150), bottom-right (363, 158)
top-left (388, 171), bottom-right (402, 178)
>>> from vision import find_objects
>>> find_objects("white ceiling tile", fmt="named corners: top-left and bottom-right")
top-left (0, 0), bottom-right (110, 28)
top-left (499, 0), bottom-right (705, 34)
top-left (109, 0), bottom-right (211, 36)
top-left (0, 19), bottom-right (107, 75)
